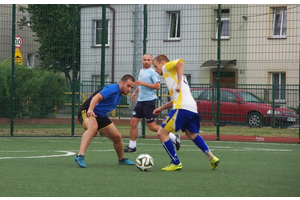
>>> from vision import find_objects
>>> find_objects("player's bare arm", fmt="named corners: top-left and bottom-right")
top-left (131, 87), bottom-right (139, 102)
top-left (153, 101), bottom-right (173, 115)
top-left (87, 93), bottom-right (103, 117)
top-left (135, 81), bottom-right (160, 90)
top-left (175, 61), bottom-right (184, 93)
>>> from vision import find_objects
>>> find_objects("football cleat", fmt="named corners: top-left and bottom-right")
top-left (210, 156), bottom-right (219, 170)
top-left (74, 154), bottom-right (86, 168)
top-left (119, 157), bottom-right (135, 165)
top-left (124, 146), bottom-right (137, 153)
top-left (161, 162), bottom-right (182, 171)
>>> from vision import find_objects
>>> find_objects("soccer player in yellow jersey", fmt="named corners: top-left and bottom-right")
top-left (152, 54), bottom-right (219, 171)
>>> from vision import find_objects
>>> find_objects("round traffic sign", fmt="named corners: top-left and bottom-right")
top-left (15, 35), bottom-right (23, 48)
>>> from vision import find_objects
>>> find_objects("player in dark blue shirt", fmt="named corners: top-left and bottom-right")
top-left (75, 74), bottom-right (136, 168)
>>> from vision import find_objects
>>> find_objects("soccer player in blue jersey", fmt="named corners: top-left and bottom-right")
top-left (75, 74), bottom-right (136, 168)
top-left (124, 53), bottom-right (181, 153)
top-left (152, 54), bottom-right (219, 171)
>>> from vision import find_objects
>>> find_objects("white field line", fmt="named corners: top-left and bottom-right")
top-left (0, 138), bottom-right (294, 160)
top-left (0, 151), bottom-right (76, 159)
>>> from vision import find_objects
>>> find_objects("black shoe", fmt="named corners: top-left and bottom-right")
top-left (174, 134), bottom-right (181, 151)
top-left (124, 146), bottom-right (137, 153)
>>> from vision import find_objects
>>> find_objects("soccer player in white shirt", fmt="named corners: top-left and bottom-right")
top-left (152, 54), bottom-right (219, 171)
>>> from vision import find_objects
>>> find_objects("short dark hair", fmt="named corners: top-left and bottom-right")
top-left (121, 74), bottom-right (135, 83)
top-left (153, 54), bottom-right (169, 63)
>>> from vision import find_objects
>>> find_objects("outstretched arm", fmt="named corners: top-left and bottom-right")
top-left (135, 81), bottom-right (160, 90)
top-left (153, 101), bottom-right (173, 115)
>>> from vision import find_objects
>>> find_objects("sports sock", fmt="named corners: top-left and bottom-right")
top-left (168, 132), bottom-right (176, 143)
top-left (193, 134), bottom-right (209, 154)
top-left (162, 139), bottom-right (180, 165)
top-left (129, 140), bottom-right (136, 149)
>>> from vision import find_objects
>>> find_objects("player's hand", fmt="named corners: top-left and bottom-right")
top-left (176, 83), bottom-right (181, 93)
top-left (131, 93), bottom-right (136, 102)
top-left (87, 110), bottom-right (97, 118)
top-left (153, 108), bottom-right (161, 115)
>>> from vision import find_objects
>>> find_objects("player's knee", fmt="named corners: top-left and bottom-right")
top-left (87, 125), bottom-right (98, 133)
top-left (156, 131), bottom-right (162, 139)
top-left (113, 133), bottom-right (122, 143)
top-left (147, 122), bottom-right (159, 132)
top-left (130, 119), bottom-right (139, 127)
top-left (148, 125), bottom-right (158, 132)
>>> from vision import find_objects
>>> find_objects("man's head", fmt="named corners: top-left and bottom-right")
top-left (152, 54), bottom-right (169, 75)
top-left (119, 74), bottom-right (135, 95)
top-left (142, 53), bottom-right (153, 69)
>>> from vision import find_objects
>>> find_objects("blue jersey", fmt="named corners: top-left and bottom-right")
top-left (137, 67), bottom-right (160, 101)
top-left (80, 84), bottom-right (122, 118)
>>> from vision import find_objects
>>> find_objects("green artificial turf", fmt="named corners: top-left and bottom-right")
top-left (0, 137), bottom-right (299, 197)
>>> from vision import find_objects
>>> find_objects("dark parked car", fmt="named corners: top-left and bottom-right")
top-left (191, 88), bottom-right (298, 127)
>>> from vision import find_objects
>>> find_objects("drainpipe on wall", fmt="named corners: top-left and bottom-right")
top-left (107, 5), bottom-right (115, 83)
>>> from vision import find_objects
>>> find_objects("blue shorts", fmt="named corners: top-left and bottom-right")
top-left (132, 100), bottom-right (158, 123)
top-left (161, 109), bottom-right (200, 133)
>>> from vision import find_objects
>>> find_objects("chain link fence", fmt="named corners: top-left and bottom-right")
top-left (0, 4), bottom-right (299, 143)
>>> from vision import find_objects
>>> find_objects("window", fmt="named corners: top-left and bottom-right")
top-left (94, 20), bottom-right (109, 46)
top-left (200, 90), bottom-right (214, 101)
top-left (27, 54), bottom-right (34, 68)
top-left (215, 9), bottom-right (230, 39)
top-left (184, 74), bottom-right (191, 85)
top-left (191, 89), bottom-right (206, 100)
top-left (220, 91), bottom-right (236, 102)
top-left (271, 73), bottom-right (286, 102)
top-left (168, 12), bottom-right (180, 40)
top-left (272, 7), bottom-right (286, 38)
top-left (27, 13), bottom-right (32, 27)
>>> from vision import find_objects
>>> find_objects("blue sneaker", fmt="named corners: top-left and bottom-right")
top-left (119, 157), bottom-right (134, 165)
top-left (75, 155), bottom-right (86, 168)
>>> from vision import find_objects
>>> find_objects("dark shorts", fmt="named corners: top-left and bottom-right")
top-left (77, 109), bottom-right (112, 131)
top-left (132, 100), bottom-right (158, 123)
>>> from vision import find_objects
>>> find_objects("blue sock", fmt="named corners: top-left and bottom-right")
top-left (162, 139), bottom-right (180, 165)
top-left (193, 135), bottom-right (209, 154)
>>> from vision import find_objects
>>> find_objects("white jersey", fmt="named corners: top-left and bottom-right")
top-left (162, 59), bottom-right (198, 113)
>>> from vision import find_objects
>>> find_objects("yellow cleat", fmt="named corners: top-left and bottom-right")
top-left (162, 162), bottom-right (183, 171)
top-left (210, 156), bottom-right (219, 170)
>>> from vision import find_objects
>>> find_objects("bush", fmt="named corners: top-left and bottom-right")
top-left (0, 59), bottom-right (69, 118)
top-left (288, 106), bottom-right (299, 115)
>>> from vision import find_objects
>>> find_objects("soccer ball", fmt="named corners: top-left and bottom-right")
top-left (135, 154), bottom-right (154, 171)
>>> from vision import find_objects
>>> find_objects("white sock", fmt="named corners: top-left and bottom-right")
top-left (169, 132), bottom-right (176, 143)
top-left (129, 140), bottom-right (136, 149)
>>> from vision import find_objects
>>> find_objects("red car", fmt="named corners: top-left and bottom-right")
top-left (191, 88), bottom-right (298, 127)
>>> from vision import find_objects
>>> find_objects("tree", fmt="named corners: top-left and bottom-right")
top-left (0, 59), bottom-right (68, 118)
top-left (18, 4), bottom-right (80, 89)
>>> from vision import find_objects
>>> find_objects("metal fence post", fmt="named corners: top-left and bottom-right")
top-left (133, 4), bottom-right (144, 137)
top-left (142, 4), bottom-right (148, 138)
top-left (10, 4), bottom-right (16, 136)
top-left (216, 4), bottom-right (221, 141)
top-left (71, 5), bottom-right (77, 136)
top-left (101, 5), bottom-right (106, 87)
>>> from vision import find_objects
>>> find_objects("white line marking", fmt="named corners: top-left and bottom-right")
top-left (0, 151), bottom-right (76, 159)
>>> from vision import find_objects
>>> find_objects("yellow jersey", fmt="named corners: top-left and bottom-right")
top-left (163, 59), bottom-right (198, 113)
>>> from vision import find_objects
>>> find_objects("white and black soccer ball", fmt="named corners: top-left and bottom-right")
top-left (135, 154), bottom-right (154, 171)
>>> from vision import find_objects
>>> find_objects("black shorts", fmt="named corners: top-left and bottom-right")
top-left (132, 100), bottom-right (158, 123)
top-left (77, 109), bottom-right (112, 131)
